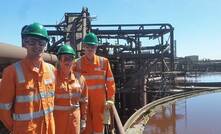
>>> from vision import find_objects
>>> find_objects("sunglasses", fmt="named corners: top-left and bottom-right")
top-left (23, 37), bottom-right (47, 47)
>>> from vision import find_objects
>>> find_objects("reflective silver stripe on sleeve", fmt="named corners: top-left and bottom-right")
top-left (87, 84), bottom-right (105, 90)
top-left (0, 103), bottom-right (12, 110)
top-left (13, 107), bottom-right (54, 121)
top-left (55, 93), bottom-right (81, 99)
top-left (54, 104), bottom-right (80, 111)
top-left (39, 90), bottom-right (55, 99)
top-left (14, 62), bottom-right (25, 83)
top-left (16, 90), bottom-right (55, 102)
top-left (106, 77), bottom-right (114, 81)
top-left (84, 75), bottom-right (105, 80)
top-left (44, 79), bottom-right (53, 85)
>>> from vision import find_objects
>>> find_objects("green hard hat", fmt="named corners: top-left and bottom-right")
top-left (22, 22), bottom-right (49, 41)
top-left (57, 44), bottom-right (76, 56)
top-left (82, 32), bottom-right (98, 46)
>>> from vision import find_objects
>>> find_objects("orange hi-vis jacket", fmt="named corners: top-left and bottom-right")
top-left (73, 55), bottom-right (115, 133)
top-left (0, 58), bottom-right (55, 134)
top-left (54, 69), bottom-right (88, 134)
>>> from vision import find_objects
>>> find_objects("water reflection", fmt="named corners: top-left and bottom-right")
top-left (186, 72), bottom-right (221, 82)
top-left (144, 102), bottom-right (185, 134)
top-left (143, 92), bottom-right (221, 134)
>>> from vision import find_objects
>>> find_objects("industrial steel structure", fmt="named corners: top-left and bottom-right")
top-left (43, 7), bottom-right (175, 123)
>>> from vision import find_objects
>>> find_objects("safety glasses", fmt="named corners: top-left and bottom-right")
top-left (23, 37), bottom-right (47, 47)
top-left (84, 44), bottom-right (97, 50)
top-left (62, 55), bottom-right (74, 62)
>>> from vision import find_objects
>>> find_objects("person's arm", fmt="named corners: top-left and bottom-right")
top-left (0, 66), bottom-right (16, 131)
top-left (105, 60), bottom-right (116, 102)
top-left (79, 76), bottom-right (88, 120)
top-left (79, 75), bottom-right (88, 129)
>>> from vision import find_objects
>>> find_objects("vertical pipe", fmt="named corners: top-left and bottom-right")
top-left (121, 59), bottom-right (126, 121)
top-left (143, 76), bottom-right (147, 105)
top-left (161, 35), bottom-right (165, 72)
top-left (82, 7), bottom-right (87, 39)
top-left (79, 7), bottom-right (87, 57)
top-left (140, 70), bottom-right (146, 106)
top-left (170, 30), bottom-right (174, 71)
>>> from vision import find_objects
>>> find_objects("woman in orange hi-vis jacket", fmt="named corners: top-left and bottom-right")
top-left (0, 23), bottom-right (55, 134)
top-left (54, 45), bottom-right (88, 134)
top-left (73, 33), bottom-right (116, 134)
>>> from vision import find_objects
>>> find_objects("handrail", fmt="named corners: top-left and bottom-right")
top-left (111, 105), bottom-right (125, 134)
top-left (124, 87), bottom-right (221, 131)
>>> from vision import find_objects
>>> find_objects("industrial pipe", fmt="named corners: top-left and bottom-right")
top-left (0, 42), bottom-right (58, 64)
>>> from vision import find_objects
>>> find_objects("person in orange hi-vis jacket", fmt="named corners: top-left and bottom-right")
top-left (73, 33), bottom-right (116, 134)
top-left (54, 44), bottom-right (88, 134)
top-left (0, 23), bottom-right (56, 134)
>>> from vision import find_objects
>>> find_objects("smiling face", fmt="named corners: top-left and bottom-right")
top-left (59, 54), bottom-right (74, 73)
top-left (22, 36), bottom-right (47, 59)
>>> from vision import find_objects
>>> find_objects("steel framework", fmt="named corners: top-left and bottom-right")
top-left (43, 7), bottom-right (175, 123)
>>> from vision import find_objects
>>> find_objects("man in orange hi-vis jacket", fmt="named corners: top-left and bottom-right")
top-left (54, 44), bottom-right (88, 134)
top-left (0, 22), bottom-right (55, 134)
top-left (73, 33), bottom-right (116, 134)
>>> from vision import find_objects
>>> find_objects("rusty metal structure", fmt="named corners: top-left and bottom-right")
top-left (92, 23), bottom-right (175, 122)
top-left (43, 7), bottom-right (175, 123)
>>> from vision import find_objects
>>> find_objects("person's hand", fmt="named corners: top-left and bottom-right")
top-left (80, 120), bottom-right (86, 131)
top-left (105, 100), bottom-right (114, 109)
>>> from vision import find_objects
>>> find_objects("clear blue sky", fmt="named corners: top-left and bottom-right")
top-left (1, 0), bottom-right (221, 60)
